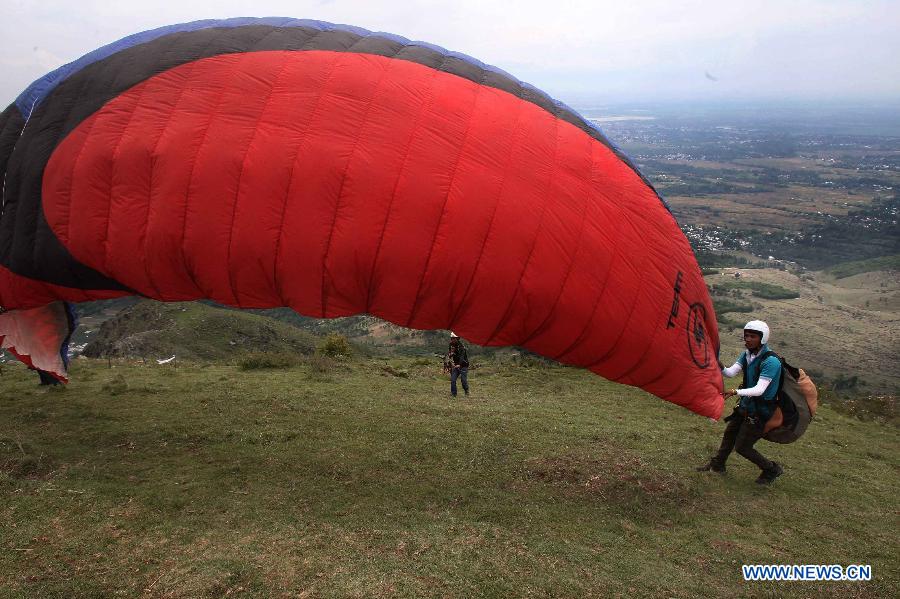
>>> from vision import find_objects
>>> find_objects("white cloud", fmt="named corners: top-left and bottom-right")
top-left (1, 0), bottom-right (898, 106)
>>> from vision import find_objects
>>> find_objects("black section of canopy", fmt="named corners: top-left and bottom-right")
top-left (0, 25), bottom-right (660, 291)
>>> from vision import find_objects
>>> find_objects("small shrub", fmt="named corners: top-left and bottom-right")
top-left (749, 283), bottom-right (800, 300)
top-left (832, 373), bottom-right (860, 392)
top-left (712, 298), bottom-right (754, 314)
top-left (509, 352), bottom-right (557, 369)
top-left (12, 455), bottom-right (39, 477)
top-left (101, 374), bottom-right (129, 396)
top-left (317, 334), bottom-right (352, 358)
top-left (5, 447), bottom-right (53, 479)
top-left (717, 315), bottom-right (746, 331)
top-left (307, 354), bottom-right (336, 374)
top-left (715, 280), bottom-right (800, 300)
top-left (24, 409), bottom-right (49, 422)
top-left (239, 352), bottom-right (298, 371)
top-left (380, 365), bottom-right (410, 378)
top-left (828, 394), bottom-right (896, 424)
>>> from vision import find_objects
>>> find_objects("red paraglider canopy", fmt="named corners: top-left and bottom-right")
top-left (0, 18), bottom-right (723, 418)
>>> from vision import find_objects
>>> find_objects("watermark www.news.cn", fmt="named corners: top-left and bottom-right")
top-left (742, 564), bottom-right (872, 581)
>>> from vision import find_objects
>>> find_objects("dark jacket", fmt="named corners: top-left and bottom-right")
top-left (449, 342), bottom-right (469, 368)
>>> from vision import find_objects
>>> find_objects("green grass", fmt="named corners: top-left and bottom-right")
top-left (826, 255), bottom-right (900, 279)
top-left (712, 297), bottom-right (755, 316)
top-left (713, 280), bottom-right (801, 300)
top-left (711, 302), bottom-right (753, 334)
top-left (710, 293), bottom-right (755, 331)
top-left (238, 351), bottom-right (302, 371)
top-left (83, 300), bottom-right (319, 360)
top-left (693, 250), bottom-right (758, 269)
top-left (1, 358), bottom-right (897, 597)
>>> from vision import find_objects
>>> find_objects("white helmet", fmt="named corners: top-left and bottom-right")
top-left (449, 331), bottom-right (459, 338)
top-left (743, 320), bottom-right (769, 344)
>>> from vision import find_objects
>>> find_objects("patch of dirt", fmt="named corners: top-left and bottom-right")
top-left (524, 454), bottom-right (695, 508)
top-left (526, 455), bottom-right (604, 485)
top-left (0, 436), bottom-right (57, 479)
top-left (710, 539), bottom-right (739, 552)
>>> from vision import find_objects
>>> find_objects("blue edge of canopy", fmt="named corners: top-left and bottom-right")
top-left (16, 18), bottom-right (633, 166)
top-left (15, 17), bottom-right (672, 216)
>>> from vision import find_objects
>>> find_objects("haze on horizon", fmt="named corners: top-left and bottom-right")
top-left (2, 0), bottom-right (898, 110)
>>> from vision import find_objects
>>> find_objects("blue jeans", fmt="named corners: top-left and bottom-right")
top-left (451, 367), bottom-right (469, 396)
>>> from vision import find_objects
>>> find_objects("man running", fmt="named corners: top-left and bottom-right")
top-left (697, 320), bottom-right (784, 485)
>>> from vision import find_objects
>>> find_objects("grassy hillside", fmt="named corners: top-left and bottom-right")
top-left (244, 309), bottom-right (452, 357)
top-left (68, 299), bottom-right (516, 363)
top-left (707, 267), bottom-right (899, 394)
top-left (82, 300), bottom-right (319, 360)
top-left (826, 255), bottom-right (900, 279)
top-left (1, 358), bottom-right (896, 597)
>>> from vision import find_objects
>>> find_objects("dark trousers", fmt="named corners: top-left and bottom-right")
top-left (713, 410), bottom-right (775, 471)
top-left (37, 369), bottom-right (61, 386)
top-left (450, 367), bottom-right (469, 396)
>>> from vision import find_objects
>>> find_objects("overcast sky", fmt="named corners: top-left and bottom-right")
top-left (2, 0), bottom-right (898, 108)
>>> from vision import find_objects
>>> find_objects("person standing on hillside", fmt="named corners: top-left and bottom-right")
top-left (697, 320), bottom-right (785, 485)
top-left (448, 332), bottom-right (470, 398)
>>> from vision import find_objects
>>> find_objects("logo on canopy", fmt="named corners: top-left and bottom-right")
top-left (687, 303), bottom-right (710, 368)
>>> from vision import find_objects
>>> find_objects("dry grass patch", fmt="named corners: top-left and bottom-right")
top-left (524, 453), bottom-right (698, 514)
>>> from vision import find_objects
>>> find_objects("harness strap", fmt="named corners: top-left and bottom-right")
top-left (743, 350), bottom-right (783, 423)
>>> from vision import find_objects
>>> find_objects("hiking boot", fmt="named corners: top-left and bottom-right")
top-left (755, 462), bottom-right (784, 485)
top-left (695, 461), bottom-right (726, 474)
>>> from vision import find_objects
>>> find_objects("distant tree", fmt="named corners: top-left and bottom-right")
top-left (318, 334), bottom-right (353, 358)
